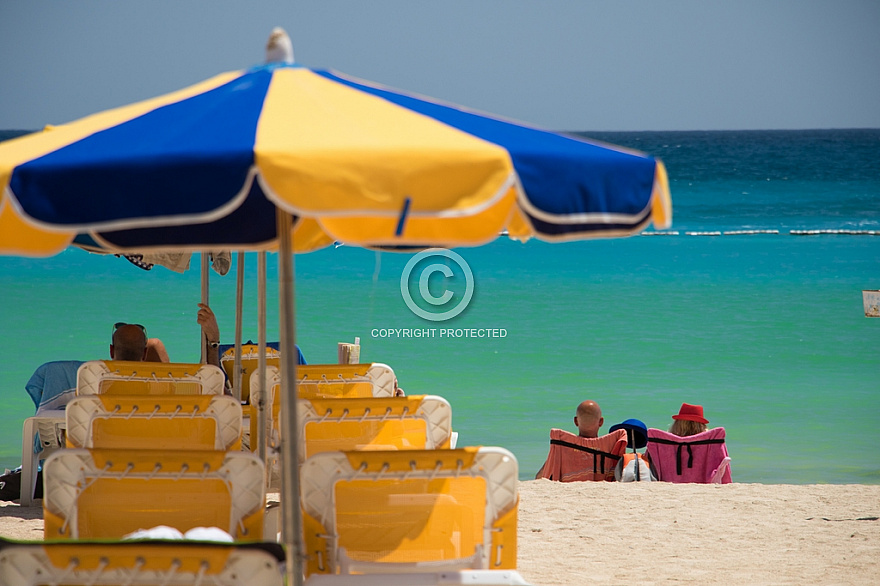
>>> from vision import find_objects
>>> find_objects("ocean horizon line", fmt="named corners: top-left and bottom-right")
top-left (4, 127), bottom-right (880, 136)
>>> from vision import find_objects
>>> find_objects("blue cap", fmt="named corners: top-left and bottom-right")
top-left (609, 418), bottom-right (648, 450)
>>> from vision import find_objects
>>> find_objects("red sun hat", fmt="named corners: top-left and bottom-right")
top-left (672, 403), bottom-right (708, 424)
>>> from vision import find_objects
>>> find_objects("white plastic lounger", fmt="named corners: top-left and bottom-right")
top-left (42, 448), bottom-right (265, 541)
top-left (252, 363), bottom-right (396, 403)
top-left (0, 537), bottom-right (285, 586)
top-left (220, 343), bottom-right (280, 403)
top-left (297, 394), bottom-right (453, 462)
top-left (76, 360), bottom-right (226, 396)
top-left (296, 363), bottom-right (396, 397)
top-left (299, 447), bottom-right (526, 584)
top-left (245, 363), bottom-right (395, 453)
top-left (65, 395), bottom-right (243, 451)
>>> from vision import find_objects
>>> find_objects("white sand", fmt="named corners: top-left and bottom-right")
top-left (3, 481), bottom-right (878, 585)
top-left (517, 480), bottom-right (880, 585)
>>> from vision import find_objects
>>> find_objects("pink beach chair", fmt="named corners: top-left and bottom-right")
top-left (646, 427), bottom-right (732, 484)
top-left (536, 428), bottom-right (628, 482)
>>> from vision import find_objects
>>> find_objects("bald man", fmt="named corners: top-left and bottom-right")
top-left (574, 400), bottom-right (604, 438)
top-left (534, 399), bottom-right (608, 479)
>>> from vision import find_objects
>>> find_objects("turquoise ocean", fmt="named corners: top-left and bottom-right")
top-left (1, 129), bottom-right (878, 484)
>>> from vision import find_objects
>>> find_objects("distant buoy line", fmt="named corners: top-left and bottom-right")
top-left (789, 229), bottom-right (879, 236)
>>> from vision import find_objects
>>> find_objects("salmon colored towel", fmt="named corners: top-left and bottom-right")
top-left (537, 428), bottom-right (628, 482)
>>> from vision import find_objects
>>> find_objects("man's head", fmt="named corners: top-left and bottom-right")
top-left (574, 400), bottom-right (604, 438)
top-left (110, 323), bottom-right (148, 361)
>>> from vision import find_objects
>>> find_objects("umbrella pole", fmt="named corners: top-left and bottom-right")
top-left (200, 253), bottom-right (210, 364)
top-left (277, 211), bottom-right (303, 585)
top-left (257, 252), bottom-right (268, 465)
top-left (233, 251), bottom-right (245, 402)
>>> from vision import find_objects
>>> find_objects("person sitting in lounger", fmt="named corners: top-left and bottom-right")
top-left (111, 303), bottom-right (222, 368)
top-left (535, 400), bottom-right (628, 481)
top-left (646, 403), bottom-right (732, 483)
top-left (668, 403), bottom-right (709, 436)
top-left (573, 400), bottom-right (604, 438)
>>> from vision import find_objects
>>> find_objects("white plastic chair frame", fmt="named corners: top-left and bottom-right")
top-left (19, 411), bottom-right (65, 507)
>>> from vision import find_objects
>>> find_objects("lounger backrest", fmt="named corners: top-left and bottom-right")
top-left (43, 448), bottom-right (265, 541)
top-left (537, 428), bottom-right (628, 482)
top-left (220, 344), bottom-right (280, 403)
top-left (0, 539), bottom-right (285, 586)
top-left (77, 360), bottom-right (226, 396)
top-left (250, 363), bottom-right (395, 400)
top-left (246, 364), bottom-right (395, 452)
top-left (296, 363), bottom-right (395, 398)
top-left (300, 447), bottom-right (518, 577)
top-left (298, 395), bottom-right (453, 462)
top-left (65, 395), bottom-right (242, 451)
top-left (646, 427), bottom-right (732, 484)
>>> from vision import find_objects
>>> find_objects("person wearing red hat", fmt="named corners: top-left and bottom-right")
top-left (669, 402), bottom-right (709, 437)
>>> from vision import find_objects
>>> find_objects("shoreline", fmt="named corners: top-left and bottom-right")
top-left (3, 481), bottom-right (878, 584)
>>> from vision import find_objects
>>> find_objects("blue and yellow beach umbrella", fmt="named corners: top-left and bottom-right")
top-left (0, 63), bottom-right (670, 256)
top-left (0, 38), bottom-right (673, 585)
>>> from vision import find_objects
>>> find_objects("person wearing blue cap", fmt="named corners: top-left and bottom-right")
top-left (609, 418), bottom-right (657, 482)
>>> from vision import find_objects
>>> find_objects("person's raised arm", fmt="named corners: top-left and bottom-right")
top-left (197, 303), bottom-right (221, 368)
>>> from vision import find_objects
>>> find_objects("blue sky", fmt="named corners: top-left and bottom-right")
top-left (1, 1), bottom-right (878, 131)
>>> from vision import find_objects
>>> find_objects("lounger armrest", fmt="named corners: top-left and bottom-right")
top-left (338, 546), bottom-right (485, 574)
top-left (711, 456), bottom-right (732, 484)
top-left (305, 570), bottom-right (533, 585)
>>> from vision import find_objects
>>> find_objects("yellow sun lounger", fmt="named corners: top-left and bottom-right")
top-left (246, 363), bottom-right (395, 453)
top-left (250, 363), bottom-right (396, 402)
top-left (0, 537), bottom-right (285, 586)
top-left (42, 448), bottom-right (265, 541)
top-left (220, 343), bottom-right (280, 403)
top-left (76, 360), bottom-right (227, 396)
top-left (299, 447), bottom-right (523, 582)
top-left (297, 395), bottom-right (453, 463)
top-left (295, 363), bottom-right (396, 398)
top-left (65, 395), bottom-right (243, 451)
top-left (20, 365), bottom-right (229, 507)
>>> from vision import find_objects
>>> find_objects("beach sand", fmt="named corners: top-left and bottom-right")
top-left (517, 480), bottom-right (880, 585)
top-left (2, 481), bottom-right (878, 584)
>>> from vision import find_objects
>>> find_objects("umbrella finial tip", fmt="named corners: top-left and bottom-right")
top-left (266, 27), bottom-right (294, 64)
